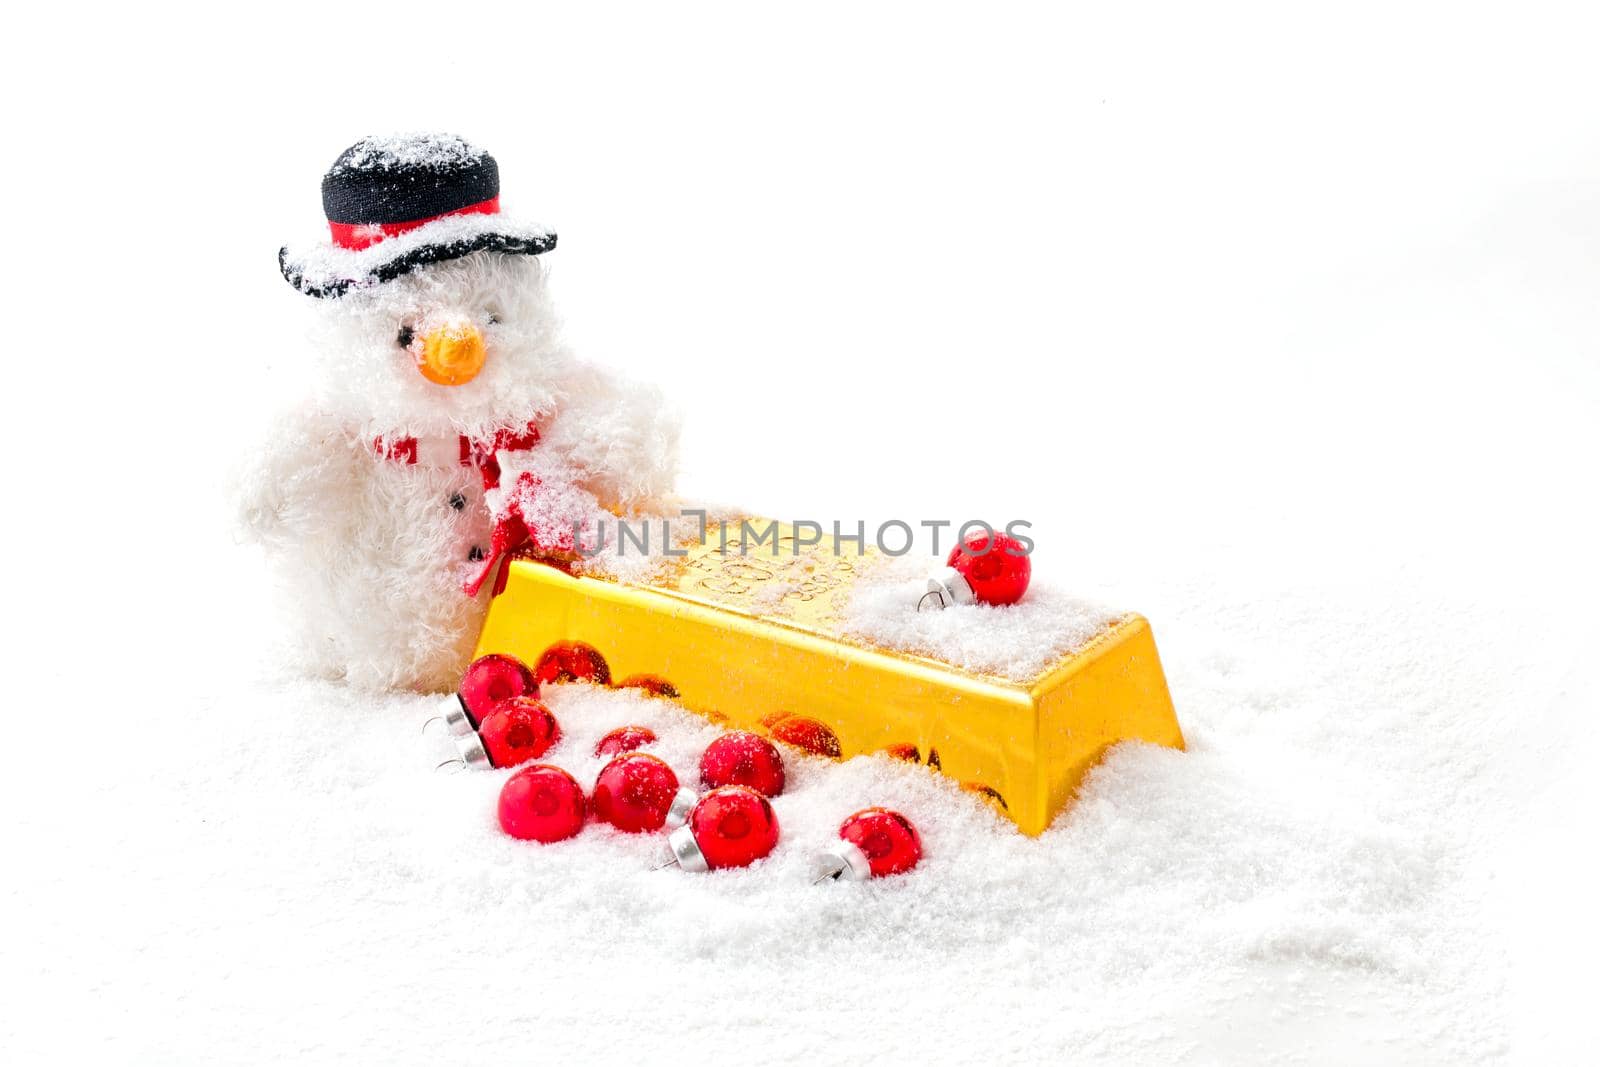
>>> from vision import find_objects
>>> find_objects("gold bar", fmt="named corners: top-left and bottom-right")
top-left (473, 521), bottom-right (1184, 835)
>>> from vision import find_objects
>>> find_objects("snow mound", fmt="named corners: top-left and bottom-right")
top-left (842, 554), bottom-right (1124, 681)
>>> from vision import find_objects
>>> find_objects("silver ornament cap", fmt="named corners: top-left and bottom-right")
top-left (816, 839), bottom-right (874, 883)
top-left (441, 695), bottom-right (476, 736)
top-left (919, 565), bottom-right (976, 611)
top-left (665, 788), bottom-right (698, 831)
top-left (451, 728), bottom-right (492, 770)
top-left (666, 822), bottom-right (709, 873)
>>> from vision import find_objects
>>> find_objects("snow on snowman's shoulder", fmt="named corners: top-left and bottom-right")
top-left (840, 554), bottom-right (1124, 682)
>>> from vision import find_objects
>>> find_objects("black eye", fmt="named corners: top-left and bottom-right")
top-left (486, 314), bottom-right (501, 326)
top-left (396, 326), bottom-right (415, 348)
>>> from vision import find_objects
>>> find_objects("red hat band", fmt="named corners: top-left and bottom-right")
top-left (328, 197), bottom-right (501, 252)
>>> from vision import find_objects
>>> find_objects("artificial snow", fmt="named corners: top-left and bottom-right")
top-left (334, 132), bottom-right (487, 172)
top-left (487, 449), bottom-right (610, 555)
top-left (841, 553), bottom-right (1125, 681)
top-left (35, 580), bottom-right (1510, 1063)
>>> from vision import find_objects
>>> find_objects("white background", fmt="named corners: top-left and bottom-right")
top-left (2, 2), bottom-right (1596, 1062)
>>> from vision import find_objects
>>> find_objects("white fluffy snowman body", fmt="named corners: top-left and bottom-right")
top-left (239, 251), bottom-right (678, 691)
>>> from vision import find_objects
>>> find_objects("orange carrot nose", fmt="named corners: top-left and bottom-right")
top-left (416, 319), bottom-right (486, 386)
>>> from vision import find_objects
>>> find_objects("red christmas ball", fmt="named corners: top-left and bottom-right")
top-left (498, 764), bottom-right (586, 843)
top-left (947, 529), bottom-right (1031, 606)
top-left (534, 642), bottom-right (611, 686)
top-left (618, 674), bottom-right (680, 699)
top-left (594, 725), bottom-right (658, 758)
top-left (838, 807), bottom-right (923, 878)
top-left (477, 696), bottom-right (562, 768)
top-left (768, 715), bottom-right (842, 759)
top-left (961, 781), bottom-right (1009, 813)
top-left (698, 731), bottom-right (786, 797)
top-left (684, 786), bottom-right (780, 870)
top-left (592, 753), bottom-right (688, 833)
top-left (459, 653), bottom-right (536, 727)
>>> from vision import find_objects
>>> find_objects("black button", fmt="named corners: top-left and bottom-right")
top-left (448, 493), bottom-right (466, 511)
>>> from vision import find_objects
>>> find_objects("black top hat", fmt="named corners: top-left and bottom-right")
top-left (279, 133), bottom-right (556, 299)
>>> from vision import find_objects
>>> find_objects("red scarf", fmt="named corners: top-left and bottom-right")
top-left (372, 421), bottom-right (542, 597)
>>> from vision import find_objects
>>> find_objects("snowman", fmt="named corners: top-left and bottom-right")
top-left (240, 134), bottom-right (677, 692)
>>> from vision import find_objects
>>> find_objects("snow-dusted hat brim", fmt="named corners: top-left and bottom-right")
top-left (279, 212), bottom-right (556, 299)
